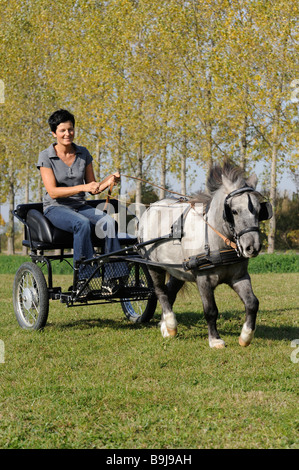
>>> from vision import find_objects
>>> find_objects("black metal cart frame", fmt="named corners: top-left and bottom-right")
top-left (12, 199), bottom-right (157, 330)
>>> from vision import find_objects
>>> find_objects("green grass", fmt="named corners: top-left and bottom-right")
top-left (0, 254), bottom-right (74, 275)
top-left (0, 272), bottom-right (298, 449)
top-left (0, 252), bottom-right (298, 274)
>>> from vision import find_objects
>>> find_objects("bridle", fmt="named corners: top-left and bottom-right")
top-left (222, 186), bottom-right (272, 255)
top-left (224, 186), bottom-right (260, 229)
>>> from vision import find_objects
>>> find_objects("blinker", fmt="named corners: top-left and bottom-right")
top-left (223, 186), bottom-right (273, 225)
top-left (258, 201), bottom-right (272, 221)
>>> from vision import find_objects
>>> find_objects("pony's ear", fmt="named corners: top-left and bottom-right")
top-left (222, 174), bottom-right (238, 193)
top-left (246, 173), bottom-right (258, 189)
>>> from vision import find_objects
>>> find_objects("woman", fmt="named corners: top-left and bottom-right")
top-left (37, 109), bottom-right (126, 291)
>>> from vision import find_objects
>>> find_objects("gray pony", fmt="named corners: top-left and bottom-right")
top-left (138, 161), bottom-right (272, 348)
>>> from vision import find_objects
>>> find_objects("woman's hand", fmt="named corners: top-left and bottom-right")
top-left (110, 171), bottom-right (120, 185)
top-left (102, 172), bottom-right (120, 189)
top-left (86, 173), bottom-right (120, 195)
top-left (85, 171), bottom-right (120, 196)
top-left (85, 181), bottom-right (101, 194)
top-left (112, 171), bottom-right (120, 183)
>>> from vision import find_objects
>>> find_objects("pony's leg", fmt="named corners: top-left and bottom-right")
top-left (148, 268), bottom-right (179, 337)
top-left (166, 275), bottom-right (185, 308)
top-left (231, 274), bottom-right (259, 347)
top-left (196, 276), bottom-right (225, 349)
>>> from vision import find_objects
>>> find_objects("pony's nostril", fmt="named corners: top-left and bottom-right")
top-left (246, 246), bottom-right (254, 254)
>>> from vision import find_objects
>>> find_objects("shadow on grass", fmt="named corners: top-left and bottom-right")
top-left (48, 306), bottom-right (299, 342)
top-left (48, 309), bottom-right (203, 334)
top-left (49, 316), bottom-right (161, 332)
top-left (255, 324), bottom-right (299, 341)
top-left (218, 308), bottom-right (299, 341)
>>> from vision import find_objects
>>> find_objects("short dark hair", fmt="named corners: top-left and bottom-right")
top-left (48, 109), bottom-right (75, 133)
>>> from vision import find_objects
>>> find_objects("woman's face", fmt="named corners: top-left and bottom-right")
top-left (52, 121), bottom-right (75, 146)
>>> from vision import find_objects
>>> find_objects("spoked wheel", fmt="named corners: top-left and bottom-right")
top-left (121, 263), bottom-right (157, 323)
top-left (13, 262), bottom-right (49, 330)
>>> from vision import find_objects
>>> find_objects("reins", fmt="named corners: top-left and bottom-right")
top-left (103, 173), bottom-right (191, 212)
top-left (202, 217), bottom-right (238, 251)
top-left (121, 174), bottom-right (191, 199)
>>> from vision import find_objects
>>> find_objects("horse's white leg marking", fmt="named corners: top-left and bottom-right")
top-left (160, 311), bottom-right (177, 338)
top-left (231, 275), bottom-right (258, 347)
top-left (209, 337), bottom-right (226, 349)
top-left (239, 323), bottom-right (255, 347)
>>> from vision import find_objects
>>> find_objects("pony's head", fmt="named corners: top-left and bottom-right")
top-left (207, 161), bottom-right (272, 258)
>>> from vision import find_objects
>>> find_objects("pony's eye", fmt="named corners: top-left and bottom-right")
top-left (231, 209), bottom-right (238, 215)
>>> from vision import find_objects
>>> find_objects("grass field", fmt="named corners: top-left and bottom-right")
top-left (0, 272), bottom-right (298, 449)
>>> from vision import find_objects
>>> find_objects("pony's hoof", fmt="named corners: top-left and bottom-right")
top-left (160, 321), bottom-right (177, 338)
top-left (209, 338), bottom-right (226, 349)
top-left (239, 324), bottom-right (255, 347)
top-left (166, 327), bottom-right (177, 337)
top-left (160, 321), bottom-right (169, 338)
top-left (239, 337), bottom-right (250, 347)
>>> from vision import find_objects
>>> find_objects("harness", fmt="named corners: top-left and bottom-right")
top-left (181, 191), bottom-right (248, 272)
top-left (140, 186), bottom-right (271, 272)
top-left (182, 247), bottom-right (244, 271)
top-left (135, 194), bottom-right (248, 272)
top-left (105, 181), bottom-right (272, 274)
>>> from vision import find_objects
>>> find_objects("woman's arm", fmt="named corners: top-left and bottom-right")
top-left (40, 164), bottom-right (120, 199)
top-left (40, 166), bottom-right (100, 199)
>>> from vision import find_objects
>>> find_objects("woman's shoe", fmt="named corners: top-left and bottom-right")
top-left (101, 279), bottom-right (119, 295)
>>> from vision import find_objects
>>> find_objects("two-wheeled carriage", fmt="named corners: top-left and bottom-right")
top-left (12, 199), bottom-right (157, 330)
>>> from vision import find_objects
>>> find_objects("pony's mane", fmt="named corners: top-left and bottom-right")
top-left (190, 161), bottom-right (247, 205)
top-left (189, 192), bottom-right (212, 207)
top-left (206, 161), bottom-right (246, 196)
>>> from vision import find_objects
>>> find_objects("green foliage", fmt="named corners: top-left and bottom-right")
top-left (126, 184), bottom-right (159, 205)
top-left (0, 0), bottom-right (298, 252)
top-left (275, 194), bottom-right (299, 250)
top-left (248, 253), bottom-right (299, 274)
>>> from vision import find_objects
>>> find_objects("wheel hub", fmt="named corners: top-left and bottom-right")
top-left (22, 287), bottom-right (37, 310)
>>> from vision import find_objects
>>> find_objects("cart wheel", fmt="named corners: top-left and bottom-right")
top-left (13, 262), bottom-right (49, 330)
top-left (121, 264), bottom-right (157, 323)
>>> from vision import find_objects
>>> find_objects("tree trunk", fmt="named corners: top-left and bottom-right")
top-left (268, 143), bottom-right (277, 253)
top-left (7, 159), bottom-right (15, 255)
top-left (240, 114), bottom-right (248, 171)
top-left (240, 85), bottom-right (249, 171)
top-left (205, 71), bottom-right (213, 184)
top-left (22, 159), bottom-right (30, 255)
top-left (181, 136), bottom-right (187, 196)
top-left (38, 175), bottom-right (43, 201)
top-left (159, 144), bottom-right (167, 200)
top-left (135, 141), bottom-right (143, 222)
top-left (116, 127), bottom-right (122, 197)
top-left (267, 110), bottom-right (279, 254)
top-left (95, 140), bottom-right (101, 200)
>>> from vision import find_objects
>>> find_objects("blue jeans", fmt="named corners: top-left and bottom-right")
top-left (45, 204), bottom-right (127, 280)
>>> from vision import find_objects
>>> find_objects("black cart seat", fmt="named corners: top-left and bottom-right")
top-left (13, 199), bottom-right (137, 252)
